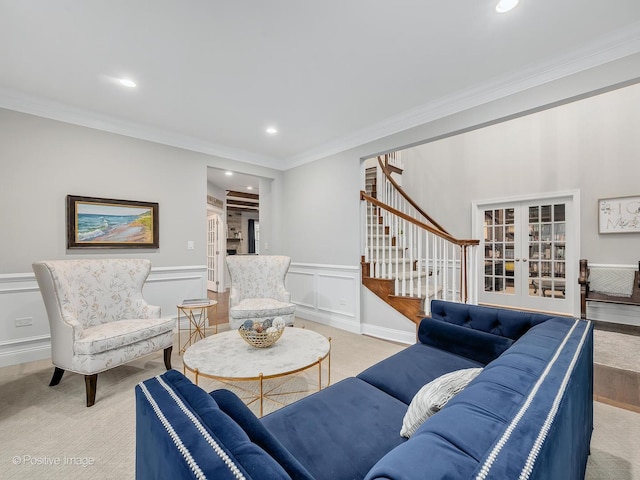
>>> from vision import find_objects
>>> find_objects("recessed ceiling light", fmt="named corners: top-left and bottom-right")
top-left (496, 0), bottom-right (518, 13)
top-left (118, 78), bottom-right (137, 88)
top-left (247, 186), bottom-right (253, 190)
top-left (266, 127), bottom-right (278, 135)
top-left (225, 171), bottom-right (233, 176)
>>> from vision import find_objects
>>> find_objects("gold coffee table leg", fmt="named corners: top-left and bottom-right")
top-left (259, 373), bottom-right (264, 417)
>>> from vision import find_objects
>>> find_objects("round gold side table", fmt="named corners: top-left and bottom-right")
top-left (177, 300), bottom-right (218, 354)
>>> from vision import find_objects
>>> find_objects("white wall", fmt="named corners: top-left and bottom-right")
top-left (402, 82), bottom-right (640, 266)
top-left (282, 151), bottom-right (361, 265)
top-left (0, 108), bottom-right (284, 366)
top-left (2, 53), bottom-right (640, 365)
top-left (282, 55), bottom-right (640, 338)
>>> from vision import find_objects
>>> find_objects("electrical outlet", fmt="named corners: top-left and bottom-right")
top-left (187, 240), bottom-right (194, 250)
top-left (15, 317), bottom-right (32, 327)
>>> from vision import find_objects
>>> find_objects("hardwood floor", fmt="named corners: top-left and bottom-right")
top-left (593, 322), bottom-right (640, 413)
top-left (207, 289), bottom-right (229, 326)
top-left (594, 364), bottom-right (640, 413)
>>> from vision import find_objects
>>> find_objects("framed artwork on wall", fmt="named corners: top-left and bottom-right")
top-left (598, 195), bottom-right (640, 234)
top-left (67, 195), bottom-right (159, 248)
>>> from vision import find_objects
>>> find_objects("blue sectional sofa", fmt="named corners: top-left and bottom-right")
top-left (135, 300), bottom-right (593, 479)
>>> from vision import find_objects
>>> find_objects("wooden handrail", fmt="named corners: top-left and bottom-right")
top-left (378, 155), bottom-right (450, 235)
top-left (360, 191), bottom-right (479, 247)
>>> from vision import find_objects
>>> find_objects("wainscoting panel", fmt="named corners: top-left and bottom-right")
top-left (287, 263), bottom-right (360, 333)
top-left (0, 272), bottom-right (51, 367)
top-left (143, 265), bottom-right (208, 328)
top-left (587, 302), bottom-right (640, 327)
top-left (0, 265), bottom-right (207, 368)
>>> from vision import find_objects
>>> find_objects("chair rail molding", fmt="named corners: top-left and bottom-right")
top-left (0, 265), bottom-right (207, 368)
top-left (288, 263), bottom-right (361, 333)
top-left (583, 262), bottom-right (640, 327)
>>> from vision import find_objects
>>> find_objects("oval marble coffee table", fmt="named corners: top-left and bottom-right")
top-left (182, 327), bottom-right (331, 416)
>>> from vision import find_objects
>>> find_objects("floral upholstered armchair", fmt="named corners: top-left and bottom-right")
top-left (32, 259), bottom-right (175, 407)
top-left (226, 255), bottom-right (296, 329)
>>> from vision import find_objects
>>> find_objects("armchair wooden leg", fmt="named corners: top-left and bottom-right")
top-left (49, 367), bottom-right (65, 386)
top-left (164, 346), bottom-right (173, 370)
top-left (85, 374), bottom-right (97, 407)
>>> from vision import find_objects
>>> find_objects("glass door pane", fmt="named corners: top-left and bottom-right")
top-left (483, 207), bottom-right (515, 295)
top-left (527, 203), bottom-right (566, 300)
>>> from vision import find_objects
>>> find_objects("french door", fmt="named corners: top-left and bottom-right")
top-left (207, 212), bottom-right (223, 292)
top-left (476, 194), bottom-right (577, 315)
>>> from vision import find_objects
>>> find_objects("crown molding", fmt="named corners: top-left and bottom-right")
top-left (282, 21), bottom-right (640, 170)
top-left (1, 22), bottom-right (640, 172)
top-left (0, 89), bottom-right (283, 170)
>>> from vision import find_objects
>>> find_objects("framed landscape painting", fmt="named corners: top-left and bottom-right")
top-left (67, 195), bottom-right (159, 248)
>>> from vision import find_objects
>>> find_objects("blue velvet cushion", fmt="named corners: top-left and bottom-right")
top-left (262, 377), bottom-right (408, 480)
top-left (136, 374), bottom-right (250, 480)
top-left (357, 343), bottom-right (483, 405)
top-left (366, 317), bottom-right (593, 480)
top-left (162, 370), bottom-right (291, 480)
top-left (472, 318), bottom-right (594, 480)
top-left (210, 388), bottom-right (314, 480)
top-left (430, 299), bottom-right (553, 340)
top-left (418, 317), bottom-right (514, 364)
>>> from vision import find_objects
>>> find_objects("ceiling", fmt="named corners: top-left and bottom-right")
top-left (2, 1), bottom-right (640, 180)
top-left (207, 167), bottom-right (262, 196)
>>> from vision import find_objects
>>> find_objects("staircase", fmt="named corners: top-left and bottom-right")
top-left (361, 154), bottom-right (479, 325)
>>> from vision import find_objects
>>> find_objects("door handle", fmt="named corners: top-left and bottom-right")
top-left (523, 258), bottom-right (528, 262)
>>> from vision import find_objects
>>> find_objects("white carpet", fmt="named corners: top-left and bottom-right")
top-left (0, 319), bottom-right (638, 479)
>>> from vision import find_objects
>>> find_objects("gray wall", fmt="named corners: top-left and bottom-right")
top-left (402, 82), bottom-right (640, 264)
top-left (281, 54), bottom-right (640, 270)
top-left (0, 109), bottom-right (283, 275)
top-left (282, 150), bottom-right (361, 264)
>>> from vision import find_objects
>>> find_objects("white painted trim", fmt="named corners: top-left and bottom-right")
top-left (586, 302), bottom-right (640, 327)
top-left (0, 265), bottom-right (207, 368)
top-left (288, 263), bottom-right (361, 333)
top-left (284, 24), bottom-right (640, 168)
top-left (360, 324), bottom-right (414, 346)
top-left (0, 272), bottom-right (35, 282)
top-left (152, 265), bottom-right (208, 273)
top-left (3, 24), bottom-right (639, 172)
top-left (147, 275), bottom-right (204, 284)
top-left (586, 263), bottom-right (638, 269)
top-left (471, 189), bottom-right (582, 208)
top-left (0, 286), bottom-right (40, 294)
top-left (0, 334), bottom-right (51, 347)
top-left (471, 190), bottom-right (581, 316)
top-left (290, 263), bottom-right (359, 271)
top-left (295, 308), bottom-right (361, 335)
top-left (0, 335), bottom-right (52, 367)
top-left (0, 87), bottom-right (281, 170)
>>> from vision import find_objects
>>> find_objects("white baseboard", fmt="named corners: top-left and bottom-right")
top-left (587, 302), bottom-right (640, 327)
top-left (294, 306), bottom-right (361, 334)
top-left (0, 335), bottom-right (51, 368)
top-left (360, 324), bottom-right (415, 345)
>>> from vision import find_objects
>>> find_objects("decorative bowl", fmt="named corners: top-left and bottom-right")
top-left (238, 318), bottom-right (285, 348)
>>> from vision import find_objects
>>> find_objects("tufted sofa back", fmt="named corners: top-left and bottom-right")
top-left (429, 300), bottom-right (554, 340)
